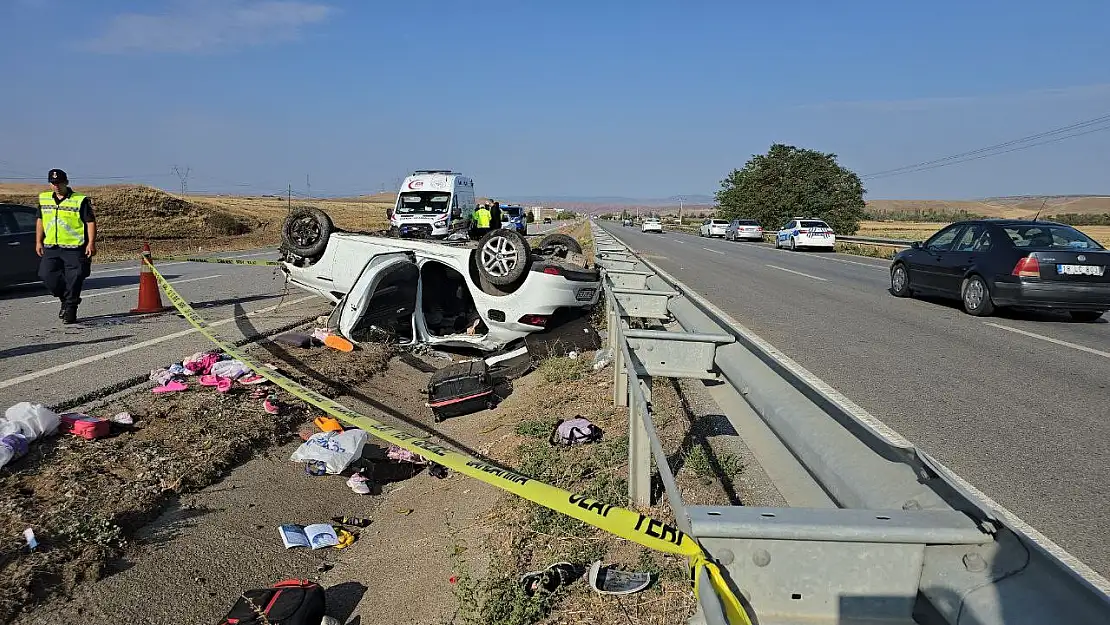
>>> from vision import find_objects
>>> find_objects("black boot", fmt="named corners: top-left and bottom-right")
top-left (58, 301), bottom-right (65, 319)
top-left (62, 305), bottom-right (78, 324)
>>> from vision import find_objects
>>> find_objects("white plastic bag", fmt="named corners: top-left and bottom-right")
top-left (289, 429), bottom-right (368, 474)
top-left (3, 403), bottom-right (60, 442)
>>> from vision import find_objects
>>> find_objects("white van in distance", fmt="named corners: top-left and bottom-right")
top-left (389, 170), bottom-right (475, 238)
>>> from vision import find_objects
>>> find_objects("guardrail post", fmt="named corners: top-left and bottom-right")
top-left (613, 334), bottom-right (628, 408)
top-left (628, 373), bottom-right (652, 506)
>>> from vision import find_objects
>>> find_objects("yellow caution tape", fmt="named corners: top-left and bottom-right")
top-left (156, 256), bottom-right (283, 267)
top-left (146, 261), bottom-right (751, 625)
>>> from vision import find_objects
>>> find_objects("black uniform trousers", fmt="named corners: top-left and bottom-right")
top-left (39, 247), bottom-right (91, 307)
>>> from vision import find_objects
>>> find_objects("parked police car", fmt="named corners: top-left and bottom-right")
top-left (775, 218), bottom-right (836, 251)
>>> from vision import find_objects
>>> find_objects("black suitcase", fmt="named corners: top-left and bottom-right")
top-left (218, 579), bottom-right (325, 625)
top-left (427, 361), bottom-right (494, 421)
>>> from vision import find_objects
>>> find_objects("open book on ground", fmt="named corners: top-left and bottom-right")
top-left (278, 523), bottom-right (339, 550)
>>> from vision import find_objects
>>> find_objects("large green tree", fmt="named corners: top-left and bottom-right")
top-left (715, 144), bottom-right (866, 234)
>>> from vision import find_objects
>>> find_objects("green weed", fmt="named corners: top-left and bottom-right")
top-left (537, 355), bottom-right (591, 384)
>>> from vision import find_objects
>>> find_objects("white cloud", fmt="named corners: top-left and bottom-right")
top-left (796, 83), bottom-right (1110, 113)
top-left (84, 1), bottom-right (334, 54)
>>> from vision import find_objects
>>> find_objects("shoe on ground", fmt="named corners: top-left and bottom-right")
top-left (62, 306), bottom-right (78, 324)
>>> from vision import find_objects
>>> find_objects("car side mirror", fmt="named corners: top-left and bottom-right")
top-left (910, 241), bottom-right (922, 249)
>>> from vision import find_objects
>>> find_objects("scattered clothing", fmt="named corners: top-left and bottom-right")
top-left (238, 373), bottom-right (266, 385)
top-left (210, 359), bottom-right (250, 380)
top-left (167, 363), bottom-right (188, 376)
top-left (386, 444), bottom-right (428, 464)
top-left (346, 472), bottom-right (370, 495)
top-left (274, 332), bottom-right (316, 348)
top-left (152, 380), bottom-right (188, 394)
top-left (111, 412), bottom-right (134, 425)
top-left (149, 368), bottom-right (175, 386)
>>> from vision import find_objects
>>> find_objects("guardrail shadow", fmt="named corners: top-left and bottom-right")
top-left (653, 378), bottom-right (743, 506)
top-left (231, 303), bottom-right (496, 464)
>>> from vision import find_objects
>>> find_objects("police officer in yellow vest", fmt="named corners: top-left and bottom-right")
top-left (471, 203), bottom-right (492, 240)
top-left (37, 169), bottom-right (96, 324)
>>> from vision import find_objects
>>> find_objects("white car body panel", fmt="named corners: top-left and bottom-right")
top-left (283, 232), bottom-right (601, 352)
top-left (641, 219), bottom-right (663, 233)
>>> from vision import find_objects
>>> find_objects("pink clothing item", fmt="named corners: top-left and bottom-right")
top-left (152, 380), bottom-right (188, 393)
top-left (238, 374), bottom-right (266, 385)
top-left (199, 374), bottom-right (220, 387)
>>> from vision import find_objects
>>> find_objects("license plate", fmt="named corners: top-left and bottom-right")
top-left (576, 288), bottom-right (597, 301)
top-left (1057, 264), bottom-right (1105, 276)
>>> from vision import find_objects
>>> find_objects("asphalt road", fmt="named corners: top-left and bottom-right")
top-left (0, 248), bottom-right (331, 410)
top-left (597, 221), bottom-right (1110, 577)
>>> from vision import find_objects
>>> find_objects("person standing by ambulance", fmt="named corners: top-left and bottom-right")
top-left (37, 169), bottom-right (96, 324)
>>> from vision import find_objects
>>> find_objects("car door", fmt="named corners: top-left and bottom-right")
top-left (337, 252), bottom-right (419, 344)
top-left (941, 224), bottom-right (989, 295)
top-left (0, 205), bottom-right (40, 285)
top-left (907, 224), bottom-right (964, 291)
top-left (778, 221), bottom-right (796, 245)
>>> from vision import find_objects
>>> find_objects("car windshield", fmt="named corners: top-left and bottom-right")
top-left (1003, 225), bottom-right (1104, 250)
top-left (646, 218), bottom-right (660, 223)
top-left (502, 206), bottom-right (523, 218)
top-left (396, 192), bottom-right (451, 215)
top-left (800, 220), bottom-right (830, 229)
top-left (711, 219), bottom-right (728, 225)
top-left (736, 220), bottom-right (759, 226)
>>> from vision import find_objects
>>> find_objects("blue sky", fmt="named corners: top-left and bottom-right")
top-left (1, 0), bottom-right (1108, 200)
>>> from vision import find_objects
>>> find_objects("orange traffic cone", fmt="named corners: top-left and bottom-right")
top-left (131, 242), bottom-right (169, 314)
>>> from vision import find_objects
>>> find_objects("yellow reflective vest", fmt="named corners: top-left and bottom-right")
top-left (39, 191), bottom-right (87, 248)
top-left (474, 207), bottom-right (491, 228)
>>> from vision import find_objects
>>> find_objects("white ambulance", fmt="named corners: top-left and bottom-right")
top-left (389, 170), bottom-right (476, 239)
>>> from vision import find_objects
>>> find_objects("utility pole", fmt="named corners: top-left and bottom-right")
top-left (172, 165), bottom-right (190, 195)
top-left (677, 196), bottom-right (685, 225)
top-left (306, 174), bottom-right (311, 197)
top-left (287, 184), bottom-right (292, 212)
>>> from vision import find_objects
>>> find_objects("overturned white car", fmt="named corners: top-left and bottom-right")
top-left (279, 208), bottom-right (600, 352)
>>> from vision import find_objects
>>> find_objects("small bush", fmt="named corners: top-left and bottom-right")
top-left (537, 356), bottom-right (590, 384)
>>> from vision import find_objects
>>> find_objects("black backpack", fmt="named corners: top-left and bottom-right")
top-left (219, 579), bottom-right (325, 625)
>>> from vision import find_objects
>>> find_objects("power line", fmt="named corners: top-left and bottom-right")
top-left (862, 112), bottom-right (1110, 180)
top-left (865, 123), bottom-right (1110, 180)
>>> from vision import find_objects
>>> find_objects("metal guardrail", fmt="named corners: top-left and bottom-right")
top-left (591, 222), bottom-right (1110, 625)
top-left (837, 234), bottom-right (914, 249)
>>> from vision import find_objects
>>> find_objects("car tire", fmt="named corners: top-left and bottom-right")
top-left (281, 206), bottom-right (333, 259)
top-left (961, 275), bottom-right (995, 316)
top-left (1069, 310), bottom-right (1105, 322)
top-left (476, 229), bottom-right (531, 286)
top-left (789, 237), bottom-right (797, 251)
top-left (890, 263), bottom-right (912, 297)
top-left (537, 233), bottom-right (582, 257)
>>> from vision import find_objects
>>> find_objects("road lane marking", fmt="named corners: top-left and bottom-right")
top-left (984, 322), bottom-right (1110, 359)
top-left (702, 247), bottom-right (725, 254)
top-left (765, 265), bottom-right (828, 281)
top-left (36, 275), bottom-right (223, 304)
top-left (819, 256), bottom-right (888, 270)
top-left (0, 295), bottom-right (319, 390)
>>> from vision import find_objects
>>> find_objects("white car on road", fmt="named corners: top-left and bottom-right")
top-left (279, 208), bottom-right (600, 352)
top-left (775, 218), bottom-right (836, 251)
top-left (699, 219), bottom-right (729, 238)
top-left (641, 218), bottom-right (663, 233)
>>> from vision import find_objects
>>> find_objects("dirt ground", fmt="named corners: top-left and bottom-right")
top-left (0, 338), bottom-right (392, 624)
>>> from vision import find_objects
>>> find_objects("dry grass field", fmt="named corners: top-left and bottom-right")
top-left (867, 196), bottom-right (1110, 219)
top-left (856, 220), bottom-right (1110, 246)
top-left (0, 183), bottom-right (393, 261)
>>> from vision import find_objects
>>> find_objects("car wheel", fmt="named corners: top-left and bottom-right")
top-left (789, 237), bottom-right (797, 251)
top-left (961, 275), bottom-right (995, 316)
top-left (890, 263), bottom-right (912, 297)
top-left (1069, 310), bottom-right (1105, 322)
top-left (537, 233), bottom-right (582, 257)
top-left (281, 207), bottom-right (333, 259)
top-left (477, 229), bottom-right (531, 286)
